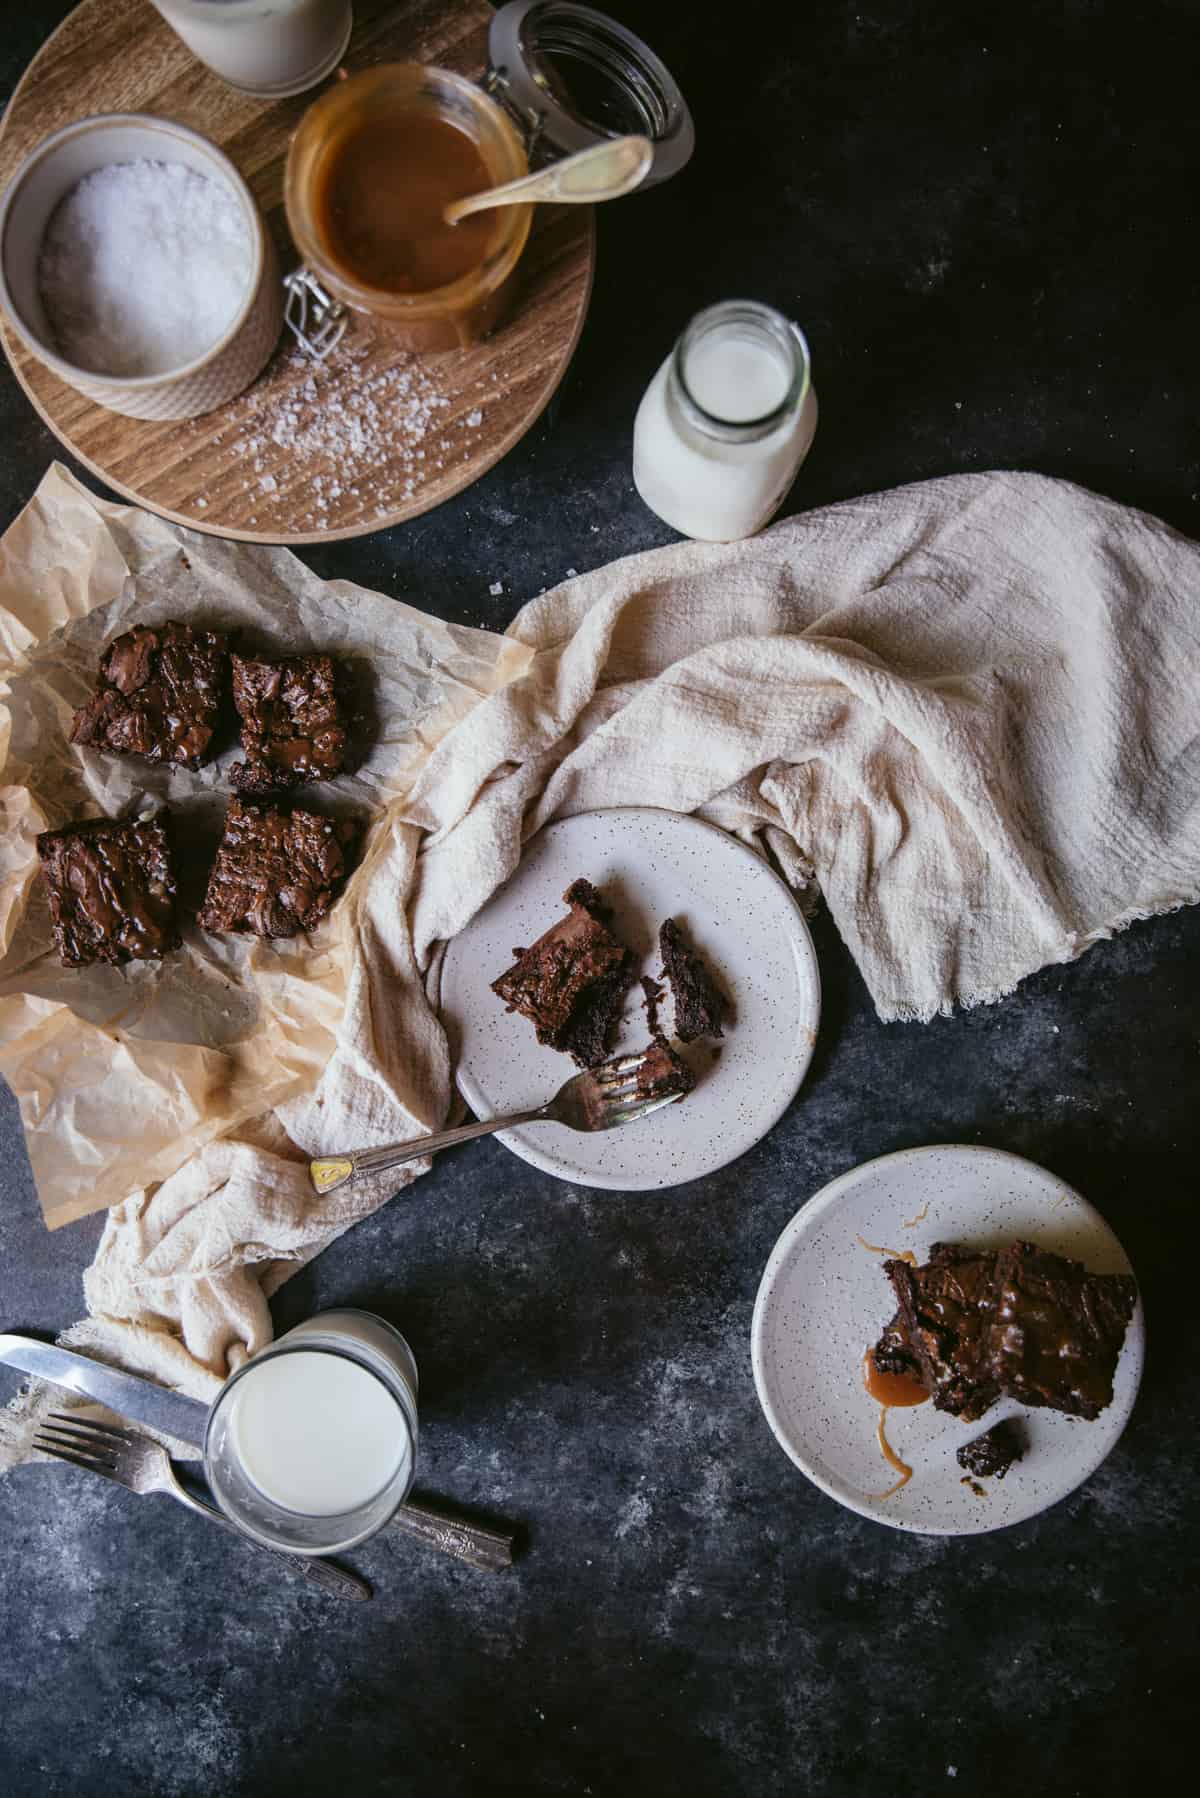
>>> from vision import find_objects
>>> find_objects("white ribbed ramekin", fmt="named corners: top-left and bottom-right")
top-left (0, 113), bottom-right (281, 421)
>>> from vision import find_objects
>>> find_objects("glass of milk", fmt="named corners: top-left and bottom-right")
top-left (149, 1), bottom-right (354, 99)
top-left (204, 1310), bottom-right (418, 1554)
top-left (632, 299), bottom-right (817, 542)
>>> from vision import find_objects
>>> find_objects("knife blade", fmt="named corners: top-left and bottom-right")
top-left (0, 1333), bottom-right (209, 1450)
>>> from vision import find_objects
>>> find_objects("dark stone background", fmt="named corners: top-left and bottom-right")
top-left (1, 4), bottom-right (1197, 1794)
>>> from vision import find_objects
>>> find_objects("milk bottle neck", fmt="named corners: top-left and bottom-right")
top-left (666, 300), bottom-right (812, 445)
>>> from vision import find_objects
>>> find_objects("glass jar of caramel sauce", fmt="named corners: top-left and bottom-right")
top-left (285, 62), bottom-right (532, 352)
top-left (284, 4), bottom-right (693, 356)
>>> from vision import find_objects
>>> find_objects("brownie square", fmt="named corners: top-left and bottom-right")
top-left (987, 1240), bottom-right (1137, 1420)
top-left (491, 879), bottom-right (635, 1068)
top-left (658, 918), bottom-right (727, 1042)
top-left (37, 814), bottom-right (180, 966)
top-left (956, 1420), bottom-right (1024, 1480)
top-left (198, 800), bottom-right (357, 939)
top-left (70, 622), bottom-right (228, 770)
top-left (229, 653), bottom-right (350, 794)
top-left (883, 1243), bottom-right (1002, 1420)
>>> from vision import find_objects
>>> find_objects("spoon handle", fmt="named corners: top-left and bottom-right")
top-left (444, 134), bottom-right (653, 224)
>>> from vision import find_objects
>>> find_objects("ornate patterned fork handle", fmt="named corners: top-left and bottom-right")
top-left (391, 1498), bottom-right (516, 1573)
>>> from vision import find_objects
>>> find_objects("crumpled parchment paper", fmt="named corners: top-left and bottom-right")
top-left (0, 464), bottom-right (527, 1229)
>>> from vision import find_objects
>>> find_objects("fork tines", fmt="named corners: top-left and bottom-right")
top-left (590, 1052), bottom-right (646, 1093)
top-left (34, 1411), bottom-right (130, 1473)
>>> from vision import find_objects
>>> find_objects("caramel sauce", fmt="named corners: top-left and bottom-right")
top-left (315, 113), bottom-right (499, 293)
top-left (855, 1232), bottom-right (917, 1265)
top-left (902, 1201), bottom-right (929, 1228)
top-left (861, 1349), bottom-right (930, 1408)
top-left (872, 1408), bottom-right (913, 1498)
top-left (861, 1351), bottom-right (927, 1500)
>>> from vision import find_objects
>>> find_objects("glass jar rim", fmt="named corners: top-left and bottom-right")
top-left (488, 0), bottom-right (694, 184)
top-left (671, 301), bottom-right (811, 443)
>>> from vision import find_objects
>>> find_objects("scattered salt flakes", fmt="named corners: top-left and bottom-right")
top-left (195, 497), bottom-right (208, 508)
top-left (566, 567), bottom-right (578, 577)
top-left (947, 1771), bottom-right (958, 1781)
top-left (223, 339), bottom-right (457, 529)
top-left (489, 580), bottom-right (503, 596)
top-left (954, 400), bottom-right (963, 410)
top-left (465, 408), bottom-right (483, 427)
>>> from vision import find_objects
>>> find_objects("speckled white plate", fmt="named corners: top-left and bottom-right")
top-left (751, 1145), bottom-right (1144, 1535)
top-left (439, 808), bottom-right (820, 1190)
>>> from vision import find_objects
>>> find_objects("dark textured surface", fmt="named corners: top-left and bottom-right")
top-left (2, 4), bottom-right (1198, 1794)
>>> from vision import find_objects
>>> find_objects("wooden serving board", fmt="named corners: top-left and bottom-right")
top-left (0, 0), bottom-right (595, 544)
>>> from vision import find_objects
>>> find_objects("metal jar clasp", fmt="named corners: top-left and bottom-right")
top-left (283, 267), bottom-right (347, 360)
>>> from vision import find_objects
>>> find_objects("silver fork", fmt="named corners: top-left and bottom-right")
top-left (309, 1048), bottom-right (687, 1194)
top-left (34, 1413), bottom-right (371, 1602)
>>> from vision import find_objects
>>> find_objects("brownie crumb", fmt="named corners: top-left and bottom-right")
top-left (635, 1036), bottom-right (695, 1102)
top-left (659, 918), bottom-right (728, 1041)
top-left (641, 974), bottom-right (665, 1036)
top-left (956, 1419), bottom-right (1025, 1480)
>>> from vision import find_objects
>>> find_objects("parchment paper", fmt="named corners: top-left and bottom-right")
top-left (0, 464), bottom-right (528, 1229)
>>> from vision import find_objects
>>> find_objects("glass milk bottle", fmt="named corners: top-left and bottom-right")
top-left (633, 300), bottom-right (817, 542)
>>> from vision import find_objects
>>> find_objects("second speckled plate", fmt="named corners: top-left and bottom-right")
top-left (439, 808), bottom-right (820, 1190)
top-left (751, 1145), bottom-right (1144, 1535)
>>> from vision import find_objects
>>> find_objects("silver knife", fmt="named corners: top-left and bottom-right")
top-left (0, 1333), bottom-right (209, 1448)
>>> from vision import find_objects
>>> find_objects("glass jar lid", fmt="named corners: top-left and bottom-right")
top-left (486, 0), bottom-right (694, 185)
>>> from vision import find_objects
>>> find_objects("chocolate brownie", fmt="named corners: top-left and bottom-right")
top-left (37, 814), bottom-right (180, 966)
top-left (70, 623), bottom-right (228, 770)
top-left (229, 653), bottom-right (350, 794)
top-left (635, 1035), bottom-right (695, 1103)
top-left (658, 918), bottom-right (727, 1041)
top-left (198, 800), bottom-right (356, 938)
top-left (491, 879), bottom-right (634, 1068)
top-left (883, 1243), bottom-right (1002, 1420)
top-left (987, 1240), bottom-right (1138, 1421)
top-left (956, 1420), bottom-right (1025, 1480)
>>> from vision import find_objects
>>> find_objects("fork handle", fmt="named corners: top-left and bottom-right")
top-left (167, 1483), bottom-right (372, 1601)
top-left (309, 1106), bottom-right (550, 1194)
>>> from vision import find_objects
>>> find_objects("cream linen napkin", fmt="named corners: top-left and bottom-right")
top-left (4, 469), bottom-right (1199, 1463)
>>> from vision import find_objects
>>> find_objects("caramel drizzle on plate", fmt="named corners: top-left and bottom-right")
top-left (872, 1408), bottom-right (913, 1499)
top-left (855, 1232), bottom-right (917, 1266)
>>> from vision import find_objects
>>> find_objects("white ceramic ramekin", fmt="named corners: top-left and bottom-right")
top-left (0, 113), bottom-right (282, 421)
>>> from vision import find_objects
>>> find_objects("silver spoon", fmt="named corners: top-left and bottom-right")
top-left (443, 134), bottom-right (653, 227)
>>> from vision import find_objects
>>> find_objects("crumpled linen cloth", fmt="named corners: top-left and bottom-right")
top-left (4, 469), bottom-right (1199, 1464)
